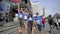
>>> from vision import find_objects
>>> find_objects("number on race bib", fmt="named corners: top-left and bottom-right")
top-left (28, 17), bottom-right (32, 20)
top-left (20, 15), bottom-right (22, 18)
top-left (24, 16), bottom-right (27, 19)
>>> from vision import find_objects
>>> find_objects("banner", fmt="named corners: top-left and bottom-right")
top-left (11, 0), bottom-right (22, 3)
top-left (11, 0), bottom-right (19, 2)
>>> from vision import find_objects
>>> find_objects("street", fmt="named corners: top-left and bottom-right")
top-left (0, 21), bottom-right (60, 34)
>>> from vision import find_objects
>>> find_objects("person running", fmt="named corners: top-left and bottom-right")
top-left (23, 10), bottom-right (28, 34)
top-left (53, 16), bottom-right (59, 30)
top-left (28, 12), bottom-right (33, 34)
top-left (42, 17), bottom-right (45, 29)
top-left (48, 15), bottom-right (54, 33)
top-left (58, 19), bottom-right (60, 27)
top-left (32, 7), bottom-right (45, 34)
top-left (18, 8), bottom-right (23, 33)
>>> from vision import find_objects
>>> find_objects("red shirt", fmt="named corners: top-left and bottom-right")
top-left (42, 18), bottom-right (45, 24)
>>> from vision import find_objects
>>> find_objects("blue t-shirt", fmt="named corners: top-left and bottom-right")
top-left (35, 16), bottom-right (42, 25)
top-left (23, 14), bottom-right (28, 20)
top-left (18, 11), bottom-right (23, 18)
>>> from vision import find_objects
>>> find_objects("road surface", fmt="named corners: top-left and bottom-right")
top-left (0, 21), bottom-right (60, 34)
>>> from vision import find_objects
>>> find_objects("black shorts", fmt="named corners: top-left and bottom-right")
top-left (23, 19), bottom-right (28, 22)
top-left (28, 21), bottom-right (33, 31)
top-left (59, 22), bottom-right (60, 26)
top-left (37, 24), bottom-right (42, 31)
top-left (19, 18), bottom-right (23, 27)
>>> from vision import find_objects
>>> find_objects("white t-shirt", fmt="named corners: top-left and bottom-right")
top-left (28, 17), bottom-right (33, 20)
top-left (54, 18), bottom-right (59, 25)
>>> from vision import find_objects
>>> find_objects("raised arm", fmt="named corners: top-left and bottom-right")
top-left (42, 7), bottom-right (45, 17)
top-left (18, 3), bottom-right (20, 12)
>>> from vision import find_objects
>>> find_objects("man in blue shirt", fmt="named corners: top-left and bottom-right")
top-left (32, 7), bottom-right (45, 34)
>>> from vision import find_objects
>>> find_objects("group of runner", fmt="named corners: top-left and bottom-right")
top-left (48, 15), bottom-right (60, 33)
top-left (18, 7), bottom-right (45, 34)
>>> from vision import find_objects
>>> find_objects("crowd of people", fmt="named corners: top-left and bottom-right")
top-left (18, 7), bottom-right (60, 34)
top-left (18, 7), bottom-right (45, 34)
top-left (0, 6), bottom-right (60, 34)
top-left (48, 15), bottom-right (60, 33)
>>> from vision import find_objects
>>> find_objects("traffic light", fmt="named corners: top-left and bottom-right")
top-left (0, 0), bottom-right (2, 2)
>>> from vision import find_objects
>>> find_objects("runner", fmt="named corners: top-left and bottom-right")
top-left (23, 10), bottom-right (28, 34)
top-left (58, 19), bottom-right (60, 27)
top-left (53, 16), bottom-right (59, 30)
top-left (48, 15), bottom-right (54, 33)
top-left (32, 7), bottom-right (45, 34)
top-left (28, 12), bottom-right (33, 34)
top-left (18, 8), bottom-right (23, 33)
top-left (42, 17), bottom-right (45, 29)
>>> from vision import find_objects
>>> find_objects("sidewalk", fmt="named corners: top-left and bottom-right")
top-left (3, 22), bottom-right (18, 27)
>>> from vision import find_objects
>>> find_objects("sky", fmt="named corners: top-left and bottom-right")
top-left (30, 0), bottom-right (60, 17)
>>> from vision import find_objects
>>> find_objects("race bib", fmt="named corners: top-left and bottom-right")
top-left (20, 14), bottom-right (22, 18)
top-left (28, 17), bottom-right (32, 20)
top-left (36, 20), bottom-right (40, 24)
top-left (37, 20), bottom-right (43, 26)
top-left (24, 16), bottom-right (27, 19)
